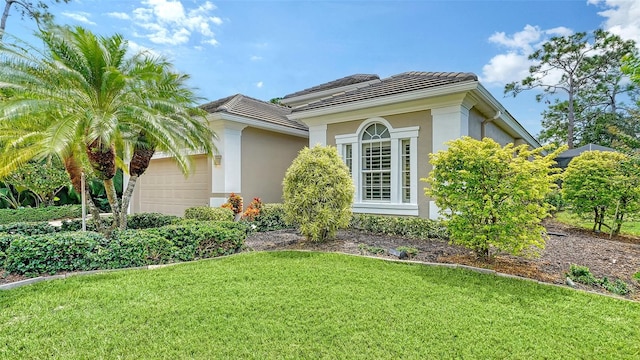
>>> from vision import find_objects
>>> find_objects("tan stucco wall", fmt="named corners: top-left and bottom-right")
top-left (132, 155), bottom-right (211, 216)
top-left (241, 127), bottom-right (307, 203)
top-left (325, 110), bottom-right (433, 217)
top-left (485, 122), bottom-right (515, 146)
top-left (468, 108), bottom-right (484, 140)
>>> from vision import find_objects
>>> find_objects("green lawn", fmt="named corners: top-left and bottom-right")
top-left (555, 211), bottom-right (640, 237)
top-left (1, 252), bottom-right (639, 359)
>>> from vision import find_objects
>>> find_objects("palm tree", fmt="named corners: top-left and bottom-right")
top-left (0, 25), bottom-right (215, 234)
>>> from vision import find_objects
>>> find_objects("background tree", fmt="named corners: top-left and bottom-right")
top-left (506, 29), bottom-right (637, 149)
top-left (2, 157), bottom-right (69, 206)
top-left (424, 137), bottom-right (563, 260)
top-left (562, 151), bottom-right (638, 234)
top-left (0, 25), bottom-right (215, 235)
top-left (283, 146), bottom-right (354, 242)
top-left (1, 0), bottom-right (70, 40)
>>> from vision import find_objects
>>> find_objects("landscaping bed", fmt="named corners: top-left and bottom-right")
top-left (245, 219), bottom-right (640, 300)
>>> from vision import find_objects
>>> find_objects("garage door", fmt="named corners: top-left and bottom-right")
top-left (136, 155), bottom-right (210, 216)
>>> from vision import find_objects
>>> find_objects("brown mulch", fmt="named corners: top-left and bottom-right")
top-left (3, 220), bottom-right (640, 300)
top-left (244, 219), bottom-right (640, 300)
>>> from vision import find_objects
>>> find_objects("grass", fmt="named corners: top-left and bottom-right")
top-left (554, 211), bottom-right (640, 237)
top-left (1, 251), bottom-right (639, 359)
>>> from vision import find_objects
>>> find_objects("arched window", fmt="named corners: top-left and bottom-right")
top-left (361, 123), bottom-right (391, 201)
top-left (335, 117), bottom-right (419, 215)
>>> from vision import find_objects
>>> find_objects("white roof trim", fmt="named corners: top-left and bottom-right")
top-left (206, 113), bottom-right (309, 138)
top-left (287, 81), bottom-right (478, 120)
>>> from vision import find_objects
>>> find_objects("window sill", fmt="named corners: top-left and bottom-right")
top-left (352, 202), bottom-right (419, 216)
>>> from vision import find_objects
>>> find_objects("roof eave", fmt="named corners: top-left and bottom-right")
top-left (287, 81), bottom-right (479, 120)
top-left (207, 112), bottom-right (309, 138)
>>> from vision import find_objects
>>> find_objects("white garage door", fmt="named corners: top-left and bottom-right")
top-left (136, 155), bottom-right (210, 216)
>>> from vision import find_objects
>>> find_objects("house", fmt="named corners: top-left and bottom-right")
top-left (130, 71), bottom-right (539, 218)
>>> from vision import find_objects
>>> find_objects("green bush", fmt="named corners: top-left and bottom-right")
top-left (350, 214), bottom-right (448, 240)
top-left (184, 206), bottom-right (234, 222)
top-left (283, 146), bottom-right (354, 242)
top-left (99, 229), bottom-right (175, 268)
top-left (0, 221), bottom-right (60, 235)
top-left (0, 205), bottom-right (82, 225)
top-left (566, 264), bottom-right (598, 285)
top-left (600, 277), bottom-right (630, 296)
top-left (425, 137), bottom-right (563, 259)
top-left (126, 213), bottom-right (180, 229)
top-left (4, 232), bottom-right (106, 276)
top-left (252, 203), bottom-right (291, 231)
top-left (147, 221), bottom-right (245, 261)
top-left (60, 218), bottom-right (100, 232)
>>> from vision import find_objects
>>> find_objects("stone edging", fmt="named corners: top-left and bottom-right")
top-left (1, 250), bottom-right (635, 303)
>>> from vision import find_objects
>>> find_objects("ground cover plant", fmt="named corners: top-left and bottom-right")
top-left (0, 205), bottom-right (81, 225)
top-left (1, 252), bottom-right (639, 359)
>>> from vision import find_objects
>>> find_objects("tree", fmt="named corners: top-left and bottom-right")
top-left (506, 29), bottom-right (636, 149)
top-left (282, 146), bottom-right (354, 242)
top-left (562, 151), bottom-right (640, 234)
top-left (3, 157), bottom-right (69, 206)
top-left (0, 25), bottom-right (215, 234)
top-left (424, 137), bottom-right (563, 260)
top-left (0, 0), bottom-right (70, 41)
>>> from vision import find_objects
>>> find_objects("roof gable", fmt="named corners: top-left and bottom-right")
top-left (201, 94), bottom-right (307, 131)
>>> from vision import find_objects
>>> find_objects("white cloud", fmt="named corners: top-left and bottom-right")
top-left (250, 55), bottom-right (262, 61)
top-left (256, 81), bottom-right (263, 88)
top-left (107, 12), bottom-right (131, 20)
top-left (482, 25), bottom-right (575, 86)
top-left (589, 0), bottom-right (640, 45)
top-left (121, 0), bottom-right (222, 47)
top-left (61, 11), bottom-right (96, 25)
top-left (127, 40), bottom-right (161, 58)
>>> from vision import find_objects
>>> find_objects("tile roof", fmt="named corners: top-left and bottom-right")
top-left (200, 94), bottom-right (307, 131)
top-left (292, 71), bottom-right (478, 112)
top-left (283, 74), bottom-right (380, 99)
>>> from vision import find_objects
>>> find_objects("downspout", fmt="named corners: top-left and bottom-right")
top-left (481, 111), bottom-right (502, 139)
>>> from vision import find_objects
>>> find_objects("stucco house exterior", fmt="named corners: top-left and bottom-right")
top-left (130, 71), bottom-right (539, 218)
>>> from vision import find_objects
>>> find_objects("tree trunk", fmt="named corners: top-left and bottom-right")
top-left (567, 90), bottom-right (575, 149)
top-left (86, 139), bottom-right (116, 180)
top-left (103, 177), bottom-right (120, 229)
top-left (119, 174), bottom-right (139, 230)
top-left (63, 154), bottom-right (104, 232)
top-left (0, 1), bottom-right (14, 41)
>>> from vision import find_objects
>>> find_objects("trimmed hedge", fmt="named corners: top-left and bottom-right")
top-left (147, 221), bottom-right (245, 261)
top-left (184, 206), bottom-right (234, 222)
top-left (350, 214), bottom-right (448, 240)
top-left (0, 222), bottom-right (59, 235)
top-left (0, 205), bottom-right (82, 225)
top-left (61, 213), bottom-right (180, 231)
top-left (252, 203), bottom-right (291, 232)
top-left (4, 232), bottom-right (106, 276)
top-left (2, 220), bottom-right (247, 276)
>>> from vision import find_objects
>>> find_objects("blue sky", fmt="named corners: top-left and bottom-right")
top-left (4, 0), bottom-right (640, 138)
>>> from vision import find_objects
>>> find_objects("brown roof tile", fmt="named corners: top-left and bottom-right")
top-left (283, 74), bottom-right (380, 99)
top-left (201, 94), bottom-right (307, 131)
top-left (292, 71), bottom-right (478, 112)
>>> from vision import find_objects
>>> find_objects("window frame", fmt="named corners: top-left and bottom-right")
top-left (336, 117), bottom-right (419, 216)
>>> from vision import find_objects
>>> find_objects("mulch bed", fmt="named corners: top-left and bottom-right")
top-left (244, 219), bottom-right (640, 300)
top-left (3, 220), bottom-right (640, 300)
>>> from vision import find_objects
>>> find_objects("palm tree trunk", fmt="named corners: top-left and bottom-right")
top-left (103, 177), bottom-right (120, 229)
top-left (0, 1), bottom-right (14, 41)
top-left (64, 154), bottom-right (104, 232)
top-left (119, 174), bottom-right (138, 229)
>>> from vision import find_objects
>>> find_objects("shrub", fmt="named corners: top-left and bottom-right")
top-left (0, 205), bottom-right (82, 225)
top-left (4, 232), bottom-right (106, 276)
top-left (126, 213), bottom-right (180, 229)
top-left (562, 151), bottom-right (640, 234)
top-left (634, 271), bottom-right (640, 281)
top-left (60, 218), bottom-right (99, 232)
top-left (424, 137), bottom-right (563, 259)
top-left (99, 229), bottom-right (175, 268)
top-left (350, 214), bottom-right (448, 240)
top-left (0, 222), bottom-right (60, 235)
top-left (600, 277), bottom-right (630, 296)
top-left (283, 146), bottom-right (354, 242)
top-left (147, 221), bottom-right (245, 261)
top-left (252, 203), bottom-right (291, 231)
top-left (184, 206), bottom-right (234, 222)
top-left (242, 197), bottom-right (263, 221)
top-left (566, 264), bottom-right (598, 285)
top-left (224, 193), bottom-right (243, 215)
